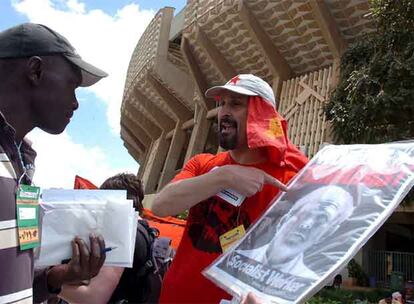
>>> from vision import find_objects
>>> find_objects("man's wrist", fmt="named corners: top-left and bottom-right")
top-left (46, 264), bottom-right (68, 292)
top-left (215, 166), bottom-right (232, 189)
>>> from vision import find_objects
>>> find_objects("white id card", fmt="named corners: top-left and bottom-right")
top-left (211, 167), bottom-right (246, 207)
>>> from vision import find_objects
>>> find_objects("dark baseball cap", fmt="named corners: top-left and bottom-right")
top-left (0, 23), bottom-right (108, 87)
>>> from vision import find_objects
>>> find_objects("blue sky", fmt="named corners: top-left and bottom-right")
top-left (0, 0), bottom-right (186, 188)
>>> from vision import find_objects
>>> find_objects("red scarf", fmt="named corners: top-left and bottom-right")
top-left (247, 96), bottom-right (308, 171)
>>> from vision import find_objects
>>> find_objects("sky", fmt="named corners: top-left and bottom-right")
top-left (0, 0), bottom-right (186, 188)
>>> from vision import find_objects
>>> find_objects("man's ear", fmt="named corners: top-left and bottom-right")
top-left (26, 56), bottom-right (44, 85)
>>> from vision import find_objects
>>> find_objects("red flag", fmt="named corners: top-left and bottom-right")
top-left (74, 175), bottom-right (98, 189)
top-left (247, 96), bottom-right (308, 172)
top-left (141, 208), bottom-right (186, 249)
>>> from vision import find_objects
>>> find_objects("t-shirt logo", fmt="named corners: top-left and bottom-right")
top-left (188, 197), bottom-right (251, 253)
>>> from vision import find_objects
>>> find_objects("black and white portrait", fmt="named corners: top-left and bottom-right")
top-left (238, 185), bottom-right (356, 280)
top-left (204, 142), bottom-right (414, 304)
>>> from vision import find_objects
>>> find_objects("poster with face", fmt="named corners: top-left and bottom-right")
top-left (204, 142), bottom-right (414, 304)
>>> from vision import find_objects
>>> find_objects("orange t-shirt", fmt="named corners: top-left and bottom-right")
top-left (159, 152), bottom-right (302, 303)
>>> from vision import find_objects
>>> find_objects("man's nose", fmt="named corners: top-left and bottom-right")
top-left (218, 104), bottom-right (233, 121)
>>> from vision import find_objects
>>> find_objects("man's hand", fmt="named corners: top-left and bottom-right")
top-left (46, 234), bottom-right (106, 290)
top-left (240, 292), bottom-right (264, 304)
top-left (219, 165), bottom-right (287, 197)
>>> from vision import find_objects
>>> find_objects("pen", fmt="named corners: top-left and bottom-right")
top-left (61, 246), bottom-right (117, 263)
top-left (101, 246), bottom-right (117, 254)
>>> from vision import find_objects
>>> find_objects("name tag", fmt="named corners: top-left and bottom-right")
top-left (219, 225), bottom-right (245, 253)
top-left (211, 167), bottom-right (246, 207)
top-left (16, 184), bottom-right (40, 250)
top-left (215, 188), bottom-right (245, 207)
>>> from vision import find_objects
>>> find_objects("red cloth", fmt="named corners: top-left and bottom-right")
top-left (160, 97), bottom-right (307, 303)
top-left (159, 152), bottom-right (305, 303)
top-left (142, 208), bottom-right (186, 249)
top-left (247, 96), bottom-right (307, 172)
top-left (73, 175), bottom-right (98, 189)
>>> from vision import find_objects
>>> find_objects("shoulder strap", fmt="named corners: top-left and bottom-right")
top-left (133, 220), bottom-right (159, 274)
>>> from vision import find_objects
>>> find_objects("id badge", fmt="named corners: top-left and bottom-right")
top-left (219, 225), bottom-right (245, 253)
top-left (16, 184), bottom-right (40, 250)
top-left (211, 167), bottom-right (246, 207)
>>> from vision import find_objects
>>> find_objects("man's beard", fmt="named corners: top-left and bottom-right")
top-left (219, 117), bottom-right (238, 150)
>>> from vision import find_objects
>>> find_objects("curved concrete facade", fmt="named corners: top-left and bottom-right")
top-left (120, 0), bottom-right (375, 194)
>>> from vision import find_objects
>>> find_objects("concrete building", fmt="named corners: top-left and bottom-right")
top-left (120, 0), bottom-right (413, 287)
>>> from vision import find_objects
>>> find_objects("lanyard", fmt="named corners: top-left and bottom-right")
top-left (14, 140), bottom-right (28, 186)
top-left (14, 140), bottom-right (40, 250)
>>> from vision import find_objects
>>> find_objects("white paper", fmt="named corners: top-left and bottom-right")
top-left (19, 207), bottom-right (36, 220)
top-left (35, 189), bottom-right (136, 268)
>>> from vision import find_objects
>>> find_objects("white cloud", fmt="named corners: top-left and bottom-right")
top-left (12, 0), bottom-right (155, 133)
top-left (8, 0), bottom-right (151, 188)
top-left (28, 129), bottom-right (134, 189)
top-left (66, 0), bottom-right (85, 13)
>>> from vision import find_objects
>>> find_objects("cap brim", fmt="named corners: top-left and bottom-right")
top-left (205, 85), bottom-right (258, 98)
top-left (64, 54), bottom-right (108, 87)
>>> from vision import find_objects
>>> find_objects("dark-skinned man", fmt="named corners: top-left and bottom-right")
top-left (0, 23), bottom-right (107, 303)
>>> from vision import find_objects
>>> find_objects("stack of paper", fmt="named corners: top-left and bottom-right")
top-left (35, 189), bottom-right (137, 268)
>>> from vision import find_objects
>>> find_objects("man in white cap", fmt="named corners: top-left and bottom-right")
top-left (152, 74), bottom-right (308, 303)
top-left (0, 23), bottom-right (107, 303)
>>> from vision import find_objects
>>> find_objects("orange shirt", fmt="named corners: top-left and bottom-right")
top-left (160, 152), bottom-right (302, 303)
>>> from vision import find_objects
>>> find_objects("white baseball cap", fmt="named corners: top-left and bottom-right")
top-left (392, 292), bottom-right (402, 299)
top-left (205, 74), bottom-right (276, 107)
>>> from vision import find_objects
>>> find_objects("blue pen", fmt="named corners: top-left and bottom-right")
top-left (101, 246), bottom-right (117, 254)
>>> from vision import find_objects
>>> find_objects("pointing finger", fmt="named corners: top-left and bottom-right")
top-left (263, 173), bottom-right (287, 191)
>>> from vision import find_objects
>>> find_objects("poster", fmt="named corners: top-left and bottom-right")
top-left (204, 142), bottom-right (414, 303)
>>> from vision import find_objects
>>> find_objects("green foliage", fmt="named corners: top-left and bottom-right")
top-left (324, 0), bottom-right (414, 145)
top-left (371, 0), bottom-right (414, 35)
top-left (347, 259), bottom-right (369, 286)
top-left (307, 288), bottom-right (390, 304)
top-left (175, 209), bottom-right (188, 220)
top-left (324, 0), bottom-right (414, 205)
top-left (306, 296), bottom-right (341, 304)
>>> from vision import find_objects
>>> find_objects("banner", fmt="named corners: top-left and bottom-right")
top-left (74, 175), bottom-right (98, 189)
top-left (204, 142), bottom-right (414, 303)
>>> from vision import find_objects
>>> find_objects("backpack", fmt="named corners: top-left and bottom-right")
top-left (109, 219), bottom-right (175, 303)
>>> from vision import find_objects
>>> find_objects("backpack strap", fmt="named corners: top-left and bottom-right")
top-left (153, 237), bottom-right (173, 262)
top-left (134, 220), bottom-right (159, 276)
top-left (109, 220), bottom-right (174, 303)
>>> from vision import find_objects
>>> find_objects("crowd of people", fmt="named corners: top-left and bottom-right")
top-left (0, 22), bottom-right (409, 304)
top-left (378, 291), bottom-right (404, 304)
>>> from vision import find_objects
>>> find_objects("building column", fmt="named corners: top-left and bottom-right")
top-left (158, 122), bottom-right (187, 189)
top-left (184, 106), bottom-right (211, 163)
top-left (272, 76), bottom-right (284, 109)
top-left (137, 146), bottom-right (151, 179)
top-left (141, 133), bottom-right (170, 193)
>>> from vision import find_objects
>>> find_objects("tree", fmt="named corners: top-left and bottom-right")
top-left (324, 0), bottom-right (414, 205)
top-left (324, 0), bottom-right (414, 144)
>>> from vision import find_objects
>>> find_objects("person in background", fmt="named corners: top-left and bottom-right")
top-left (60, 173), bottom-right (168, 303)
top-left (392, 291), bottom-right (404, 304)
top-left (379, 292), bottom-right (400, 304)
top-left (0, 23), bottom-right (107, 303)
top-left (332, 274), bottom-right (343, 289)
